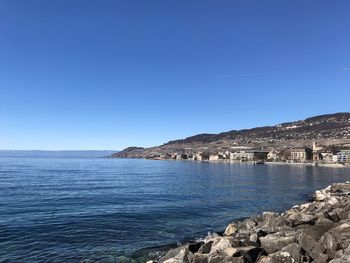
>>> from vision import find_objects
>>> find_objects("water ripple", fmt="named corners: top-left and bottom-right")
top-left (1, 157), bottom-right (350, 262)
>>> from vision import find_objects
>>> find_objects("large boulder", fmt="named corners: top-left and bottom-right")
top-left (324, 221), bottom-right (350, 250)
top-left (329, 245), bottom-right (350, 262)
top-left (315, 216), bottom-right (334, 227)
top-left (223, 247), bottom-right (238, 257)
top-left (189, 242), bottom-right (204, 254)
top-left (210, 237), bottom-right (232, 254)
top-left (260, 232), bottom-right (296, 254)
top-left (284, 211), bottom-right (318, 226)
top-left (224, 224), bottom-right (237, 236)
top-left (297, 231), bottom-right (328, 262)
top-left (191, 253), bottom-right (208, 263)
top-left (160, 246), bottom-right (193, 263)
top-left (257, 251), bottom-right (295, 263)
top-left (208, 254), bottom-right (244, 263)
top-left (256, 212), bottom-right (286, 229)
top-left (159, 247), bottom-right (183, 263)
top-left (330, 183), bottom-right (350, 196)
top-left (281, 243), bottom-right (301, 262)
top-left (234, 246), bottom-right (266, 263)
top-left (198, 241), bottom-right (213, 254)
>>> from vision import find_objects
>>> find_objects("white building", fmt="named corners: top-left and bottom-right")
top-left (291, 148), bottom-right (312, 163)
top-left (209, 154), bottom-right (219, 161)
top-left (193, 153), bottom-right (202, 161)
top-left (267, 151), bottom-right (279, 161)
top-left (230, 151), bottom-right (254, 161)
top-left (337, 150), bottom-right (350, 164)
top-left (332, 155), bottom-right (339, 163)
top-left (321, 152), bottom-right (333, 163)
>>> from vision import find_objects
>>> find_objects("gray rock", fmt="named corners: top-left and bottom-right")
top-left (329, 245), bottom-right (350, 262)
top-left (329, 259), bottom-right (348, 263)
top-left (257, 251), bottom-right (295, 263)
top-left (334, 249), bottom-right (344, 258)
top-left (159, 247), bottom-right (184, 263)
top-left (260, 233), bottom-right (296, 254)
top-left (198, 241), bottom-right (213, 254)
top-left (189, 242), bottom-right (204, 253)
top-left (335, 207), bottom-right (350, 220)
top-left (231, 246), bottom-right (266, 263)
top-left (321, 231), bottom-right (338, 252)
top-left (249, 233), bottom-right (258, 243)
top-left (210, 237), bottom-right (232, 254)
top-left (286, 212), bottom-right (317, 226)
top-left (224, 224), bottom-right (237, 236)
top-left (341, 245), bottom-right (350, 261)
top-left (298, 232), bottom-right (321, 254)
top-left (326, 210), bottom-right (340, 222)
top-left (191, 253), bottom-right (208, 263)
top-left (223, 247), bottom-right (238, 257)
top-left (237, 218), bottom-right (257, 231)
top-left (329, 221), bottom-right (350, 249)
top-left (331, 184), bottom-right (350, 196)
top-left (315, 216), bottom-right (334, 227)
top-left (207, 253), bottom-right (226, 263)
top-left (281, 243), bottom-right (301, 262)
top-left (207, 253), bottom-right (244, 263)
top-left (309, 252), bottom-right (328, 263)
top-left (160, 246), bottom-right (193, 263)
top-left (257, 226), bottom-right (294, 235)
top-left (226, 257), bottom-right (245, 263)
top-left (298, 231), bottom-right (329, 262)
top-left (262, 212), bottom-right (280, 220)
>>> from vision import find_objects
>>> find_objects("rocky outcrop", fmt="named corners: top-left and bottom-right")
top-left (148, 182), bottom-right (350, 263)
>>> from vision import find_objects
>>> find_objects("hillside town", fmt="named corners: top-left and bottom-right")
top-left (112, 113), bottom-right (350, 166)
top-left (134, 141), bottom-right (350, 166)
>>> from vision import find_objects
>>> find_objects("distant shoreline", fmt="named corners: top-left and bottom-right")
top-left (265, 161), bottom-right (349, 168)
top-left (149, 158), bottom-right (350, 168)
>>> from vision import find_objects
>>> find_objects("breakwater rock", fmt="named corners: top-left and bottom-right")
top-left (150, 182), bottom-right (350, 263)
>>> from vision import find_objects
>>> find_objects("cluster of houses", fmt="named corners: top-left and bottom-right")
top-left (157, 142), bottom-right (350, 165)
top-left (286, 142), bottom-right (350, 164)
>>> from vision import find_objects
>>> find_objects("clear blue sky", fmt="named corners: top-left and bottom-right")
top-left (1, 0), bottom-right (349, 150)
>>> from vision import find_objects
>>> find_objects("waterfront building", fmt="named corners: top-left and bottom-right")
top-left (291, 148), bottom-right (312, 163)
top-left (312, 142), bottom-right (323, 161)
top-left (321, 152), bottom-right (333, 163)
top-left (332, 155), bottom-right (339, 163)
top-left (252, 151), bottom-right (269, 161)
top-left (229, 151), bottom-right (268, 161)
top-left (194, 152), bottom-right (210, 161)
top-left (193, 153), bottom-right (202, 161)
top-left (209, 154), bottom-right (219, 161)
top-left (267, 150), bottom-right (279, 161)
top-left (337, 150), bottom-right (350, 164)
top-left (177, 153), bottom-right (188, 160)
top-left (229, 151), bottom-right (253, 161)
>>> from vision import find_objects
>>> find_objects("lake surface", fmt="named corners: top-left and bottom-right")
top-left (1, 158), bottom-right (350, 262)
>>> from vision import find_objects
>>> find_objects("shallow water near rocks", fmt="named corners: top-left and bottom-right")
top-left (1, 157), bottom-right (350, 262)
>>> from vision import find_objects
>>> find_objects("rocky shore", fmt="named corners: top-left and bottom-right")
top-left (149, 182), bottom-right (350, 263)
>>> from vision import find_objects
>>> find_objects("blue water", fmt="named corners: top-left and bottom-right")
top-left (1, 158), bottom-right (350, 262)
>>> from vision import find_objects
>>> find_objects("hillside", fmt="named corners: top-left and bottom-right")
top-left (112, 112), bottom-right (350, 159)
